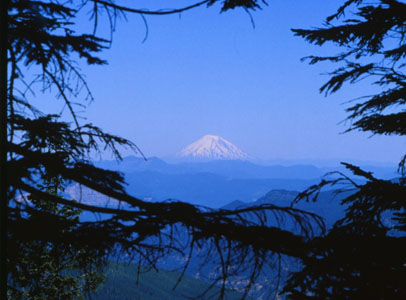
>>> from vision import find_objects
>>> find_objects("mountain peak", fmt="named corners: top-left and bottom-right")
top-left (177, 135), bottom-right (249, 161)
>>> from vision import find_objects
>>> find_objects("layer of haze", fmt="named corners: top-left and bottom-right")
top-left (71, 0), bottom-right (404, 165)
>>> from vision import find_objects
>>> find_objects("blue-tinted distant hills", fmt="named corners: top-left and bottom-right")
top-left (176, 160), bottom-right (323, 179)
top-left (96, 156), bottom-right (325, 179)
top-left (67, 171), bottom-right (319, 209)
top-left (123, 171), bottom-right (319, 207)
top-left (154, 189), bottom-right (349, 300)
top-left (222, 189), bottom-right (348, 228)
top-left (90, 156), bottom-right (397, 207)
top-left (80, 153), bottom-right (382, 299)
top-left (97, 155), bottom-right (398, 180)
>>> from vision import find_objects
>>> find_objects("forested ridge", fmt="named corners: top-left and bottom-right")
top-left (89, 262), bottom-right (252, 300)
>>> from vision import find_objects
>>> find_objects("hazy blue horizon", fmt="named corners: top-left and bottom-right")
top-left (40, 0), bottom-right (405, 164)
top-left (104, 153), bottom-right (398, 169)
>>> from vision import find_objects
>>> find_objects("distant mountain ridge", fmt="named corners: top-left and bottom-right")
top-left (87, 156), bottom-right (398, 207)
top-left (177, 135), bottom-right (249, 161)
top-left (221, 189), bottom-right (347, 228)
top-left (96, 155), bottom-right (397, 180)
top-left (69, 172), bottom-right (320, 208)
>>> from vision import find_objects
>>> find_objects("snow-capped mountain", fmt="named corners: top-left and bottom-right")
top-left (177, 135), bottom-right (249, 161)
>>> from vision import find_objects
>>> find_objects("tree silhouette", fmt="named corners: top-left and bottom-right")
top-left (7, 1), bottom-right (405, 299)
top-left (281, 1), bottom-right (406, 299)
top-left (4, 0), bottom-right (322, 299)
top-left (8, 175), bottom-right (106, 299)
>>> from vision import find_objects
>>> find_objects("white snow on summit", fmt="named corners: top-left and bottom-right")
top-left (177, 135), bottom-right (249, 161)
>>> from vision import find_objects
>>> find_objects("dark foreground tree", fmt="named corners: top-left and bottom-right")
top-left (282, 1), bottom-right (406, 299)
top-left (8, 1), bottom-right (406, 299)
top-left (8, 175), bottom-right (105, 299)
top-left (5, 0), bottom-right (322, 299)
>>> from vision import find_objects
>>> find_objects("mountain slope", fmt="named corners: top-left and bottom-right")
top-left (222, 189), bottom-right (347, 228)
top-left (91, 263), bottom-right (251, 300)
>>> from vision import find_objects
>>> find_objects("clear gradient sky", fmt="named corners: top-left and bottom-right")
top-left (67, 0), bottom-right (404, 164)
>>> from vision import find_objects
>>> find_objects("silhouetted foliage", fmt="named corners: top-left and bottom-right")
top-left (6, 0), bottom-right (322, 299)
top-left (283, 163), bottom-right (406, 300)
top-left (9, 1), bottom-right (405, 299)
top-left (282, 1), bottom-right (406, 299)
top-left (8, 176), bottom-right (106, 299)
top-left (293, 0), bottom-right (406, 138)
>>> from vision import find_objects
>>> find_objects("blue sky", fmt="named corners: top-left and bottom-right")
top-left (66, 0), bottom-right (404, 164)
